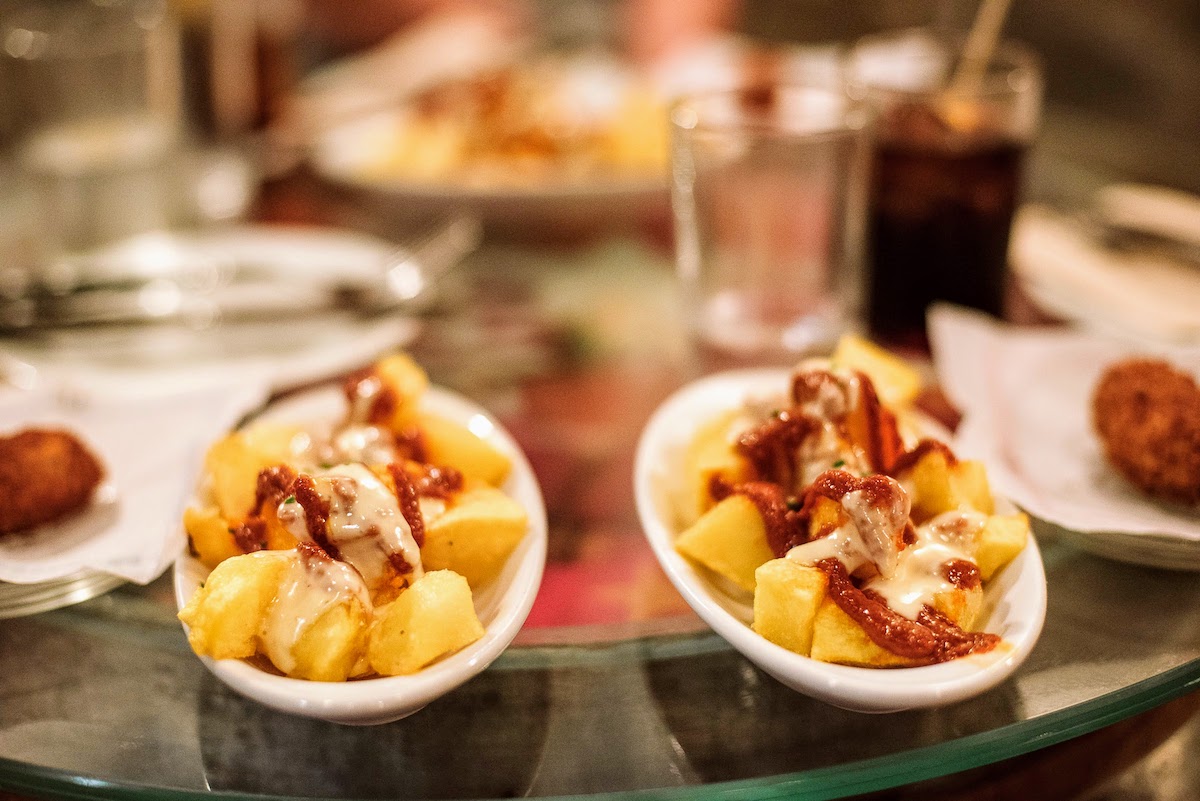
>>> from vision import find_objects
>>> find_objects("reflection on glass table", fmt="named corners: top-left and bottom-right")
top-left (0, 234), bottom-right (1198, 800)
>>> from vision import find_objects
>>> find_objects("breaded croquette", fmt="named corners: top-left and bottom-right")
top-left (1092, 359), bottom-right (1200, 505)
top-left (0, 429), bottom-right (105, 534)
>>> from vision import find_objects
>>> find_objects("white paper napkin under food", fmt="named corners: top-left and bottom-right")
top-left (929, 306), bottom-right (1200, 541)
top-left (0, 380), bottom-right (266, 584)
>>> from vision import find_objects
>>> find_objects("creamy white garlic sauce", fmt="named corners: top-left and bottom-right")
top-left (330, 425), bottom-right (398, 466)
top-left (788, 500), bottom-right (986, 621)
top-left (259, 548), bottom-right (371, 675)
top-left (793, 359), bottom-right (860, 421)
top-left (786, 480), bottom-right (910, 579)
top-left (277, 463), bottom-right (423, 591)
top-left (864, 511), bottom-right (986, 619)
top-left (288, 422), bottom-right (399, 470)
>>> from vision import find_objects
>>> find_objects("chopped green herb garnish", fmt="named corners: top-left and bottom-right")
top-left (832, 459), bottom-right (846, 468)
top-left (770, 408), bottom-right (783, 418)
top-left (283, 495), bottom-right (296, 504)
top-left (785, 497), bottom-right (801, 511)
top-left (319, 462), bottom-right (333, 469)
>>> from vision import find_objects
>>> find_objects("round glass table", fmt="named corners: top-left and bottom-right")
top-left (2, 219), bottom-right (1198, 801)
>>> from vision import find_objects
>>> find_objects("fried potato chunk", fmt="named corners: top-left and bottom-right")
top-left (178, 550), bottom-right (293, 660)
top-left (753, 559), bottom-right (827, 656)
top-left (421, 485), bottom-right (528, 588)
top-left (676, 494), bottom-right (774, 592)
top-left (1093, 359), bottom-right (1200, 504)
top-left (204, 424), bottom-right (304, 521)
top-left (184, 506), bottom-right (242, 569)
top-left (678, 409), bottom-right (751, 526)
top-left (831, 334), bottom-right (922, 408)
top-left (0, 428), bottom-right (104, 535)
top-left (417, 412), bottom-right (512, 486)
top-left (368, 570), bottom-right (484, 676)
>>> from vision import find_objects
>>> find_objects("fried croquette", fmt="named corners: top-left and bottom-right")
top-left (0, 429), bottom-right (105, 535)
top-left (1092, 359), bottom-right (1200, 505)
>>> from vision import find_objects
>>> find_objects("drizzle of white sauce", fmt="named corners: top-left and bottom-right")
top-left (789, 502), bottom-right (986, 621)
top-left (770, 360), bottom-right (990, 623)
top-left (259, 548), bottom-right (372, 675)
top-left (277, 463), bottom-right (423, 591)
top-left (865, 511), bottom-right (986, 619)
top-left (730, 362), bottom-right (870, 492)
top-left (786, 480), bottom-right (910, 579)
top-left (290, 422), bottom-right (399, 469)
top-left (330, 425), bottom-right (398, 466)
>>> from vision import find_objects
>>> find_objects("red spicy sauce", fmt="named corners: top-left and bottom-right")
top-left (253, 464), bottom-right (298, 515)
top-left (888, 438), bottom-right (959, 476)
top-left (817, 558), bottom-right (998, 664)
top-left (942, 559), bottom-right (982, 590)
top-left (410, 464), bottom-right (464, 499)
top-left (342, 368), bottom-right (401, 426)
top-left (386, 463), bottom-right (426, 547)
top-left (735, 411), bottom-right (813, 489)
top-left (846, 372), bottom-right (905, 473)
top-left (291, 474), bottom-right (338, 559)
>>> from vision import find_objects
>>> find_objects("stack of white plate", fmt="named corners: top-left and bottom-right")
top-left (0, 571), bottom-right (124, 619)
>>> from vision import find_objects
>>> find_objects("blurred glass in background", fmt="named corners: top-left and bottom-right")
top-left (851, 27), bottom-right (1042, 347)
top-left (671, 79), bottom-right (870, 369)
top-left (1, 0), bottom-right (183, 261)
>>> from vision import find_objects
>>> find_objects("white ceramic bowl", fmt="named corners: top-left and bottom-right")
top-left (174, 384), bottom-right (547, 725)
top-left (633, 369), bottom-right (1047, 713)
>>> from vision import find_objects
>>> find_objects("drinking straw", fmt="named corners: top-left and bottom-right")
top-left (948, 0), bottom-right (1014, 96)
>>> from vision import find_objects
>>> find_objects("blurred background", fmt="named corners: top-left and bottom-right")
top-left (4, 0), bottom-right (1197, 217)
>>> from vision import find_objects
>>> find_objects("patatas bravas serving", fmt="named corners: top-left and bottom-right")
top-left (673, 338), bottom-right (1030, 668)
top-left (178, 354), bottom-right (529, 681)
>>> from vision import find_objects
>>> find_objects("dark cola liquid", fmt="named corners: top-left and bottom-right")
top-left (866, 135), bottom-right (1026, 346)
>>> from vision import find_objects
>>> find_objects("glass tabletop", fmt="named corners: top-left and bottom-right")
top-left (2, 233), bottom-right (1199, 801)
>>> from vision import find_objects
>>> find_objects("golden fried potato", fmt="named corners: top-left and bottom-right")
top-left (976, 514), bottom-right (1030, 581)
top-left (831, 334), bottom-right (922, 408)
top-left (368, 570), bottom-right (484, 676)
top-left (421, 486), bottom-right (527, 588)
top-left (373, 353), bottom-right (429, 428)
top-left (809, 599), bottom-right (917, 668)
top-left (932, 586), bottom-right (983, 631)
top-left (184, 506), bottom-right (242, 569)
top-left (285, 606), bottom-right (369, 681)
top-left (273, 600), bottom-right (370, 683)
top-left (678, 408), bottom-right (751, 526)
top-left (675, 494), bottom-right (774, 593)
top-left (178, 550), bottom-right (292, 660)
top-left (950, 460), bottom-right (995, 516)
top-left (897, 449), bottom-right (993, 523)
top-left (753, 559), bottom-right (827, 656)
top-left (417, 412), bottom-right (512, 486)
top-left (807, 586), bottom-right (982, 667)
top-left (203, 424), bottom-right (303, 521)
top-left (0, 428), bottom-right (104, 535)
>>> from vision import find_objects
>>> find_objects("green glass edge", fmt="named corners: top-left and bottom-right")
top-left (1, 659), bottom-right (1197, 801)
top-left (495, 630), bottom-right (734, 670)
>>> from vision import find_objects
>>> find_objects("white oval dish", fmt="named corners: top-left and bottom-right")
top-left (174, 384), bottom-right (547, 725)
top-left (633, 369), bottom-right (1047, 713)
